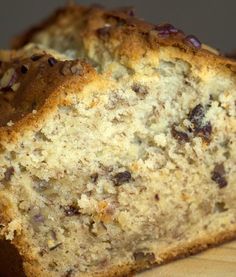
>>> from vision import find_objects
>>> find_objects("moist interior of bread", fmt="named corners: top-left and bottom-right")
top-left (0, 46), bottom-right (236, 277)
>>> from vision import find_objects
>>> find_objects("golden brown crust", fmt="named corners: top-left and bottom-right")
top-left (4, 4), bottom-right (236, 277)
top-left (2, 186), bottom-right (233, 277)
top-left (12, 4), bottom-right (236, 72)
top-left (0, 240), bottom-right (25, 277)
top-left (7, 3), bottom-right (236, 141)
top-left (0, 49), bottom-right (95, 144)
top-left (226, 51), bottom-right (236, 59)
top-left (84, 228), bottom-right (236, 277)
top-left (9, 227), bottom-right (236, 277)
top-left (11, 4), bottom-right (85, 50)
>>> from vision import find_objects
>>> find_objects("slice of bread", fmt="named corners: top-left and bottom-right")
top-left (1, 4), bottom-right (236, 277)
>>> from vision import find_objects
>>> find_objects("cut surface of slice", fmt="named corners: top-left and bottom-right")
top-left (0, 3), bottom-right (235, 277)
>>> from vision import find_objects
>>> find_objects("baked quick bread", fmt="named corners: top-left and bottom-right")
top-left (0, 3), bottom-right (236, 277)
top-left (227, 51), bottom-right (236, 59)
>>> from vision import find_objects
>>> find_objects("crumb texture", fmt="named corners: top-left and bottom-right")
top-left (0, 4), bottom-right (236, 277)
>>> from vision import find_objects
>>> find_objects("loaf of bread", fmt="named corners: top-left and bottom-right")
top-left (0, 4), bottom-right (236, 277)
top-left (227, 52), bottom-right (236, 59)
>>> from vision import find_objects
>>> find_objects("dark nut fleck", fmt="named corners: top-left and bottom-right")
top-left (155, 194), bottom-right (160, 201)
top-left (211, 163), bottom-right (228, 188)
top-left (133, 252), bottom-right (155, 263)
top-left (113, 171), bottom-right (132, 186)
top-left (64, 205), bottom-right (80, 216)
top-left (188, 104), bottom-right (212, 142)
top-left (4, 167), bottom-right (14, 181)
top-left (90, 173), bottom-right (98, 183)
top-left (51, 230), bottom-right (57, 241)
top-left (155, 23), bottom-right (182, 37)
top-left (97, 25), bottom-right (111, 36)
top-left (33, 214), bottom-right (44, 223)
top-left (132, 84), bottom-right (148, 98)
top-left (195, 122), bottom-right (212, 142)
top-left (189, 104), bottom-right (204, 129)
top-left (185, 35), bottom-right (201, 49)
top-left (214, 202), bottom-right (228, 213)
top-left (49, 242), bottom-right (62, 251)
top-left (171, 125), bottom-right (189, 143)
top-left (48, 57), bottom-right (58, 67)
top-left (21, 65), bottom-right (28, 74)
top-left (39, 249), bottom-right (47, 256)
top-left (31, 54), bottom-right (43, 61)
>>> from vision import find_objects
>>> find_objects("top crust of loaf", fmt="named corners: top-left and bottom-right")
top-left (4, 3), bottom-right (236, 141)
top-left (12, 4), bottom-right (236, 70)
top-left (0, 46), bottom-right (95, 143)
top-left (1, 5), bottom-right (236, 277)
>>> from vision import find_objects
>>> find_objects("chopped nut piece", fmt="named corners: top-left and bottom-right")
top-left (33, 214), bottom-right (44, 223)
top-left (132, 84), bottom-right (148, 98)
top-left (211, 163), bottom-right (228, 188)
top-left (133, 252), bottom-right (155, 263)
top-left (155, 23), bottom-right (181, 37)
top-left (48, 57), bottom-right (58, 67)
top-left (60, 61), bottom-right (84, 76)
top-left (4, 167), bottom-right (14, 181)
top-left (113, 171), bottom-right (132, 185)
top-left (188, 104), bottom-right (212, 142)
top-left (21, 65), bottom-right (28, 74)
top-left (171, 125), bottom-right (189, 143)
top-left (214, 202), bottom-right (228, 212)
top-left (64, 205), bottom-right (80, 216)
top-left (60, 64), bottom-right (72, 76)
top-left (0, 68), bottom-right (17, 91)
top-left (71, 64), bottom-right (83, 74)
top-left (12, 82), bottom-right (20, 91)
top-left (90, 173), bottom-right (98, 183)
top-left (97, 25), bottom-right (111, 36)
top-left (34, 179), bottom-right (49, 191)
top-left (195, 122), bottom-right (212, 142)
top-left (39, 249), bottom-right (47, 257)
top-left (185, 35), bottom-right (201, 49)
top-left (48, 240), bottom-right (62, 251)
top-left (189, 104), bottom-right (204, 129)
top-left (31, 54), bottom-right (43, 61)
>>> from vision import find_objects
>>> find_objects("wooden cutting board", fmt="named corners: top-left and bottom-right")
top-left (137, 241), bottom-right (236, 277)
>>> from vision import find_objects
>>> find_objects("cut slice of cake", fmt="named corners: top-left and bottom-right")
top-left (0, 4), bottom-right (235, 277)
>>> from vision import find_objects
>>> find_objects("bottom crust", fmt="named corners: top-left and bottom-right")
top-left (87, 226), bottom-right (236, 277)
top-left (1, 227), bottom-right (236, 277)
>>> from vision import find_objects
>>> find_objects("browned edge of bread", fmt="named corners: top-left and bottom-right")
top-left (12, 4), bottom-right (236, 72)
top-left (5, 227), bottom-right (235, 277)
top-left (0, 49), bottom-right (96, 144)
top-left (1, 3), bottom-right (236, 277)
